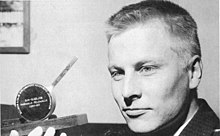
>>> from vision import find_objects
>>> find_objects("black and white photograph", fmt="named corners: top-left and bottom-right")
top-left (0, 0), bottom-right (219, 136)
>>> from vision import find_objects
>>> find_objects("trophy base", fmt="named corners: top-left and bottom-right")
top-left (1, 114), bottom-right (88, 136)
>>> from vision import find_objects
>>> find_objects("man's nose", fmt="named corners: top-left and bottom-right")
top-left (122, 74), bottom-right (141, 106)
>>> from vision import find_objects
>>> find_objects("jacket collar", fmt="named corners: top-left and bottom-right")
top-left (179, 99), bottom-right (219, 136)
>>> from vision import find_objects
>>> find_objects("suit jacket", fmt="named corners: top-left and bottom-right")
top-left (179, 99), bottom-right (220, 136)
top-left (105, 99), bottom-right (219, 136)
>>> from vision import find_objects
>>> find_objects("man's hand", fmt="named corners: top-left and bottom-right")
top-left (9, 126), bottom-right (67, 136)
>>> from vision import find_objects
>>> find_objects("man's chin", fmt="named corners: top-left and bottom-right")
top-left (126, 119), bottom-right (158, 133)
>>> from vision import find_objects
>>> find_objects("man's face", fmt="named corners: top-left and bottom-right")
top-left (108, 20), bottom-right (190, 133)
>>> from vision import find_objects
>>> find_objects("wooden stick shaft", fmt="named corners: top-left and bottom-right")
top-left (52, 56), bottom-right (78, 88)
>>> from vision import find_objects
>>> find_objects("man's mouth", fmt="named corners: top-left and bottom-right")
top-left (123, 108), bottom-right (152, 118)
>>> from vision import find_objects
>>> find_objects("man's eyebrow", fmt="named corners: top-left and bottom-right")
top-left (134, 59), bottom-right (164, 68)
top-left (108, 65), bottom-right (122, 71)
top-left (135, 59), bottom-right (162, 65)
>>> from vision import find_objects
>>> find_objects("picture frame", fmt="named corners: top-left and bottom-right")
top-left (0, 1), bottom-right (30, 54)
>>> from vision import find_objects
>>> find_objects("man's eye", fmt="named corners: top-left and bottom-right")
top-left (111, 71), bottom-right (119, 77)
top-left (139, 66), bottom-right (157, 75)
top-left (110, 70), bottom-right (124, 81)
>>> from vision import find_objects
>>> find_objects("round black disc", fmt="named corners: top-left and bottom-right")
top-left (16, 84), bottom-right (52, 121)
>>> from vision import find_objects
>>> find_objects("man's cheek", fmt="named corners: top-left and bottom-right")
top-left (112, 83), bottom-right (121, 94)
top-left (112, 88), bottom-right (125, 108)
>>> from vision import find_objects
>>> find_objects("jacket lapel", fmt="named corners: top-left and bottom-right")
top-left (179, 99), bottom-right (219, 136)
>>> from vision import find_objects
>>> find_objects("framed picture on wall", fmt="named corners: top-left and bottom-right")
top-left (0, 0), bottom-right (30, 54)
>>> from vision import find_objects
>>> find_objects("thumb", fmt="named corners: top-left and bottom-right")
top-left (60, 132), bottom-right (67, 136)
top-left (44, 127), bottom-right (56, 136)
top-left (28, 126), bottom-right (43, 136)
top-left (9, 130), bottom-right (19, 136)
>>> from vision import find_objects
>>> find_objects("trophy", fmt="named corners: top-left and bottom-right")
top-left (1, 56), bottom-right (88, 136)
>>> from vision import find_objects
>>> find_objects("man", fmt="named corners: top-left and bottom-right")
top-left (10, 0), bottom-right (219, 136)
top-left (106, 0), bottom-right (219, 135)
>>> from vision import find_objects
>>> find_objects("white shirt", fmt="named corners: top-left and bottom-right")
top-left (173, 107), bottom-right (199, 136)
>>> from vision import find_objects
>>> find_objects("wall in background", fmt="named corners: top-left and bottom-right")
top-left (0, 0), bottom-right (218, 123)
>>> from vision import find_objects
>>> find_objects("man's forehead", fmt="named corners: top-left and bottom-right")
top-left (108, 19), bottom-right (183, 59)
top-left (108, 20), bottom-right (176, 51)
top-left (109, 18), bottom-right (171, 42)
top-left (107, 20), bottom-right (181, 69)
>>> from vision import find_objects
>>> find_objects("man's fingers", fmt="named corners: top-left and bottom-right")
top-left (44, 127), bottom-right (56, 136)
top-left (28, 126), bottom-right (43, 136)
top-left (10, 127), bottom-right (63, 136)
top-left (60, 132), bottom-right (67, 136)
top-left (9, 130), bottom-right (19, 136)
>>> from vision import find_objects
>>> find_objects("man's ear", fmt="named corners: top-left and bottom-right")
top-left (187, 55), bottom-right (203, 89)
